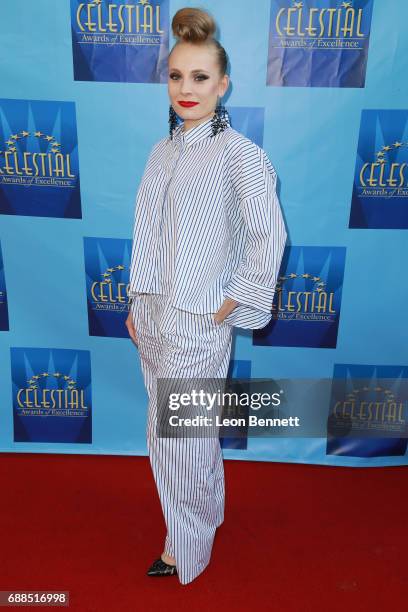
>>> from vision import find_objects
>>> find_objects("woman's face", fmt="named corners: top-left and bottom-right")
top-left (168, 42), bottom-right (229, 129)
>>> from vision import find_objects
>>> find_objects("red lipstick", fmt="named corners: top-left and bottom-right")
top-left (178, 101), bottom-right (199, 107)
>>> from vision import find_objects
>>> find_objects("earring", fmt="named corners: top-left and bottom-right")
top-left (211, 102), bottom-right (231, 137)
top-left (169, 105), bottom-right (179, 139)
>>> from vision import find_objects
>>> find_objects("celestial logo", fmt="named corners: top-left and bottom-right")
top-left (326, 363), bottom-right (408, 457)
top-left (0, 242), bottom-right (9, 331)
top-left (0, 98), bottom-right (81, 218)
top-left (84, 236), bottom-right (133, 337)
top-left (254, 246), bottom-right (346, 348)
top-left (349, 109), bottom-right (408, 229)
top-left (267, 0), bottom-right (374, 87)
top-left (11, 347), bottom-right (92, 443)
top-left (70, 0), bottom-right (169, 82)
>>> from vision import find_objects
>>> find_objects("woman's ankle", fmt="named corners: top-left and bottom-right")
top-left (161, 552), bottom-right (176, 566)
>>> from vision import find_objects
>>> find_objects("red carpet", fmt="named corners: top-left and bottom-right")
top-left (0, 453), bottom-right (406, 611)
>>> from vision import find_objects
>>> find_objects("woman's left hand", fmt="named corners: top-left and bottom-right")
top-left (213, 298), bottom-right (239, 324)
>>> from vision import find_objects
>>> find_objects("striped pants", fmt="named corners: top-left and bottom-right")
top-left (131, 293), bottom-right (234, 585)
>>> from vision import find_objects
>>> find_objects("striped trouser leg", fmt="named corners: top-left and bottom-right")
top-left (133, 293), bottom-right (233, 585)
top-left (132, 293), bottom-right (170, 550)
top-left (165, 441), bottom-right (224, 558)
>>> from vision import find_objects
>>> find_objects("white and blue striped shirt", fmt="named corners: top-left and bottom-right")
top-left (129, 116), bottom-right (287, 329)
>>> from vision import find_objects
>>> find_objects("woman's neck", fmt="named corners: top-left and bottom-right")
top-left (182, 112), bottom-right (214, 133)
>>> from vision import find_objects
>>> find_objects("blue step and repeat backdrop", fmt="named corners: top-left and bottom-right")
top-left (1, 0), bottom-right (407, 466)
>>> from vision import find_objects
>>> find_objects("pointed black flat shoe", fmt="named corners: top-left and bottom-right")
top-left (147, 557), bottom-right (178, 577)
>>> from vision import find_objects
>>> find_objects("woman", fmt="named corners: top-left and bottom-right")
top-left (125, 7), bottom-right (287, 585)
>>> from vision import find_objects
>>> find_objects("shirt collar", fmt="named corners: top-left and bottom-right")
top-left (172, 114), bottom-right (230, 148)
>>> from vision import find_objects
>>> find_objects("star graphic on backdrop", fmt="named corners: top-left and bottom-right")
top-left (276, 272), bottom-right (327, 291)
top-left (26, 372), bottom-right (79, 389)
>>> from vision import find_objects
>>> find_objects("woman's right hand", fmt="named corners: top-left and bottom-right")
top-left (126, 311), bottom-right (138, 345)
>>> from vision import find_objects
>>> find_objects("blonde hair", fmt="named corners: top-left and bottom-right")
top-left (170, 7), bottom-right (228, 75)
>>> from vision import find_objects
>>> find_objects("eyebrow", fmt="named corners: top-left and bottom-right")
top-left (169, 68), bottom-right (210, 74)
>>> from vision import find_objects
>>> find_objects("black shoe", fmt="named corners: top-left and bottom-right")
top-left (147, 557), bottom-right (178, 577)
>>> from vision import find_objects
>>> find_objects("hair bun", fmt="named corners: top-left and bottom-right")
top-left (171, 7), bottom-right (216, 43)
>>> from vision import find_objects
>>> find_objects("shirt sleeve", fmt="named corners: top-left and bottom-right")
top-left (223, 140), bottom-right (287, 316)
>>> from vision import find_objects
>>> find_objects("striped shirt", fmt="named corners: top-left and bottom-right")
top-left (149, 173), bottom-right (176, 297)
top-left (129, 116), bottom-right (287, 329)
